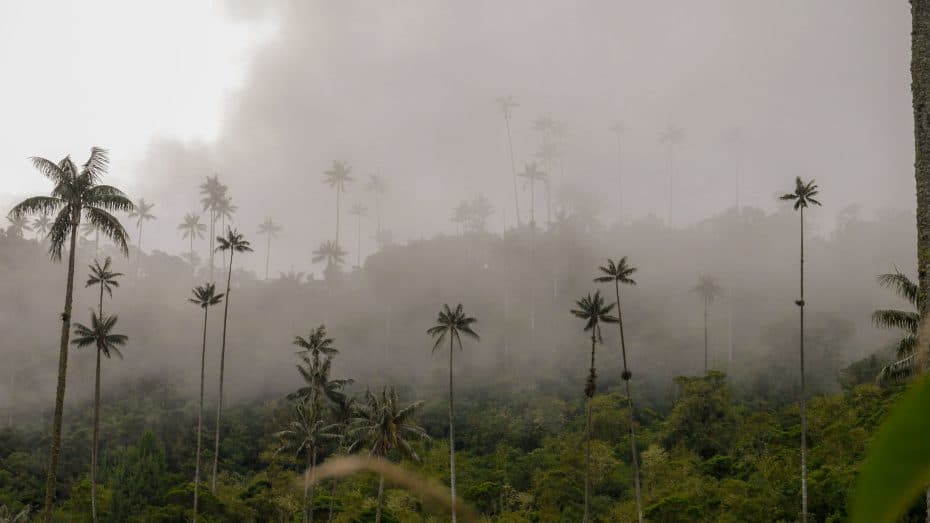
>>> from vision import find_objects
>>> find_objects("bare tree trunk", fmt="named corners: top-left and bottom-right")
top-left (212, 250), bottom-right (235, 493)
top-left (799, 207), bottom-right (808, 523)
top-left (375, 463), bottom-right (385, 523)
top-left (91, 283), bottom-right (104, 523)
top-left (194, 306), bottom-right (209, 522)
top-left (209, 210), bottom-right (216, 282)
top-left (449, 336), bottom-right (457, 523)
top-left (43, 216), bottom-right (79, 522)
top-left (614, 281), bottom-right (643, 522)
top-left (584, 332), bottom-right (596, 523)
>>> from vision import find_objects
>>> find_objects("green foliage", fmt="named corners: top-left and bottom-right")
top-left (108, 430), bottom-right (169, 521)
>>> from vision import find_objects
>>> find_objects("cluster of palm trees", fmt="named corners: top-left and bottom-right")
top-left (450, 194), bottom-right (494, 234)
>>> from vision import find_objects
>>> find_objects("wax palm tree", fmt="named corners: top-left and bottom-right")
top-left (199, 175), bottom-right (227, 280)
top-left (496, 95), bottom-right (521, 227)
top-left (468, 195), bottom-right (493, 233)
top-left (210, 228), bottom-right (252, 492)
top-left (312, 240), bottom-right (347, 283)
top-left (427, 304), bottom-right (479, 523)
top-left (571, 291), bottom-right (618, 523)
top-left (82, 258), bottom-right (122, 522)
top-left (32, 213), bottom-right (52, 241)
top-left (7, 147), bottom-right (132, 520)
top-left (594, 257), bottom-right (642, 521)
top-left (451, 202), bottom-right (471, 236)
top-left (188, 283), bottom-right (223, 522)
top-left (179, 213), bottom-right (206, 276)
top-left (293, 325), bottom-right (337, 361)
top-left (349, 204), bottom-right (367, 268)
top-left (6, 216), bottom-right (31, 238)
top-left (216, 196), bottom-right (237, 270)
top-left (128, 198), bottom-right (156, 257)
top-left (692, 274), bottom-right (723, 374)
top-left (323, 161), bottom-right (354, 245)
top-left (289, 329), bottom-right (351, 408)
top-left (609, 122), bottom-right (629, 222)
top-left (874, 269), bottom-right (924, 383)
top-left (350, 387), bottom-right (429, 523)
top-left (71, 312), bottom-right (127, 523)
top-left (659, 124), bottom-right (684, 226)
top-left (257, 217), bottom-right (282, 280)
top-left (365, 175), bottom-right (387, 245)
top-left (276, 398), bottom-right (339, 523)
top-left (519, 163), bottom-right (547, 230)
top-left (779, 176), bottom-right (821, 523)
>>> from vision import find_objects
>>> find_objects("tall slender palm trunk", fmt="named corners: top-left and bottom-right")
top-left (704, 296), bottom-right (709, 374)
top-left (303, 449), bottom-right (317, 523)
top-left (90, 284), bottom-right (105, 523)
top-left (375, 458), bottom-right (385, 523)
top-left (504, 115), bottom-right (521, 227)
top-left (613, 281), bottom-right (643, 522)
top-left (448, 335), bottom-right (457, 523)
top-left (190, 235), bottom-right (196, 279)
top-left (265, 233), bottom-right (272, 280)
top-left (913, 3), bottom-right (930, 518)
top-left (209, 211), bottom-right (216, 281)
top-left (583, 331), bottom-right (596, 523)
top-left (194, 305), bottom-right (210, 522)
top-left (798, 207), bottom-right (808, 523)
top-left (335, 190), bottom-right (341, 246)
top-left (43, 216), bottom-right (80, 522)
top-left (211, 250), bottom-right (235, 493)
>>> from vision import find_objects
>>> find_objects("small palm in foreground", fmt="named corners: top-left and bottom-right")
top-left (571, 290), bottom-right (617, 523)
top-left (72, 312), bottom-right (127, 523)
top-left (211, 228), bottom-right (252, 492)
top-left (350, 386), bottom-right (428, 523)
top-left (692, 274), bottom-right (722, 374)
top-left (276, 399), bottom-right (338, 523)
top-left (427, 304), bottom-right (479, 523)
top-left (873, 269), bottom-right (922, 383)
top-left (188, 283), bottom-right (223, 522)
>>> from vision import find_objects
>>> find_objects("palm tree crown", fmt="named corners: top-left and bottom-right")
top-left (31, 213), bottom-right (52, 238)
top-left (873, 269), bottom-right (922, 357)
top-left (780, 177), bottom-right (822, 210)
top-left (179, 213), bottom-right (206, 240)
top-left (189, 282), bottom-right (224, 309)
top-left (659, 124), bottom-right (685, 146)
top-left (595, 257), bottom-right (637, 286)
top-left (86, 257), bottom-right (123, 298)
top-left (129, 198), bottom-right (156, 229)
top-left (496, 95), bottom-right (519, 120)
top-left (350, 386), bottom-right (428, 459)
top-left (293, 325), bottom-right (338, 361)
top-left (692, 274), bottom-right (723, 303)
top-left (312, 240), bottom-right (347, 267)
top-left (519, 162), bottom-right (548, 185)
top-left (427, 304), bottom-right (480, 352)
top-left (323, 161), bottom-right (354, 192)
top-left (258, 217), bottom-right (282, 237)
top-left (8, 148), bottom-right (133, 260)
top-left (571, 291), bottom-right (618, 338)
top-left (215, 228), bottom-right (253, 256)
top-left (72, 312), bottom-right (127, 360)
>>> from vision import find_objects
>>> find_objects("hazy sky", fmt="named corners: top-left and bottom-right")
top-left (0, 1), bottom-right (914, 276)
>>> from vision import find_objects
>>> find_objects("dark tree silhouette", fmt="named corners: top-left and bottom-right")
top-left (659, 124), bottom-right (684, 227)
top-left (692, 274), bottom-right (723, 374)
top-left (323, 161), bottom-right (354, 245)
top-left (179, 213), bottom-right (206, 275)
top-left (7, 147), bottom-right (132, 521)
top-left (257, 217), bottom-right (282, 279)
top-left (496, 95), bottom-right (521, 226)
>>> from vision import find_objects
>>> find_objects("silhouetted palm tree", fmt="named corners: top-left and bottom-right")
top-left (6, 215), bottom-right (31, 238)
top-left (595, 257), bottom-right (642, 522)
top-left (289, 327), bottom-right (351, 407)
top-left (210, 228), bottom-right (252, 492)
top-left (468, 195), bottom-right (494, 233)
top-left (365, 175), bottom-right (387, 246)
top-left (188, 283), bottom-right (223, 522)
top-left (519, 163), bottom-right (547, 230)
top-left (323, 161), bottom-right (354, 245)
top-left (7, 147), bottom-right (132, 520)
top-left (427, 304), bottom-right (478, 523)
top-left (32, 213), bottom-right (51, 241)
top-left (451, 201), bottom-right (471, 236)
top-left (571, 291), bottom-right (617, 523)
top-left (72, 312), bottom-right (126, 523)
top-left (659, 124), bottom-right (684, 226)
top-left (312, 240), bottom-right (347, 283)
top-left (779, 176), bottom-right (821, 523)
top-left (179, 213), bottom-right (206, 276)
top-left (609, 122), bottom-right (628, 222)
top-left (199, 175), bottom-right (227, 280)
top-left (350, 387), bottom-right (428, 523)
top-left (349, 204), bottom-right (367, 268)
top-left (128, 198), bottom-right (156, 261)
top-left (496, 95), bottom-right (521, 226)
top-left (216, 196), bottom-right (237, 270)
top-left (692, 274), bottom-right (722, 374)
top-left (276, 399), bottom-right (338, 523)
top-left (874, 270), bottom-right (923, 383)
top-left (257, 217), bottom-right (282, 280)
top-left (83, 258), bottom-right (122, 522)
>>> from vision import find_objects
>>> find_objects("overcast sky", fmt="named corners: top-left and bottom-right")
top-left (0, 1), bottom-right (914, 276)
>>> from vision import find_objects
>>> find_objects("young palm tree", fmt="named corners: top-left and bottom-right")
top-left (518, 163), bottom-right (548, 230)
top-left (128, 198), bottom-right (156, 259)
top-left (609, 122), bottom-right (628, 222)
top-left (199, 175), bottom-right (227, 280)
top-left (179, 213), bottom-right (207, 276)
top-left (427, 304), bottom-right (478, 523)
top-left (210, 228), bottom-right (252, 492)
top-left (571, 291), bottom-right (618, 523)
top-left (496, 95), bottom-right (521, 227)
top-left (779, 176), bottom-right (821, 523)
top-left (7, 147), bottom-right (132, 520)
top-left (312, 240), bottom-right (347, 283)
top-left (257, 217), bottom-right (282, 280)
top-left (873, 269), bottom-right (924, 383)
top-left (188, 283), bottom-right (223, 522)
top-left (349, 204), bottom-right (367, 269)
top-left (290, 351), bottom-right (352, 407)
top-left (350, 387), bottom-right (429, 523)
top-left (594, 257), bottom-right (643, 522)
top-left (365, 175), bottom-right (388, 245)
top-left (276, 398), bottom-right (339, 523)
top-left (323, 161), bottom-right (354, 245)
top-left (6, 215), bottom-right (32, 238)
top-left (32, 213), bottom-right (52, 240)
top-left (692, 274), bottom-right (723, 374)
top-left (83, 258), bottom-right (122, 522)
top-left (71, 312), bottom-right (127, 523)
top-left (659, 124), bottom-right (684, 227)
